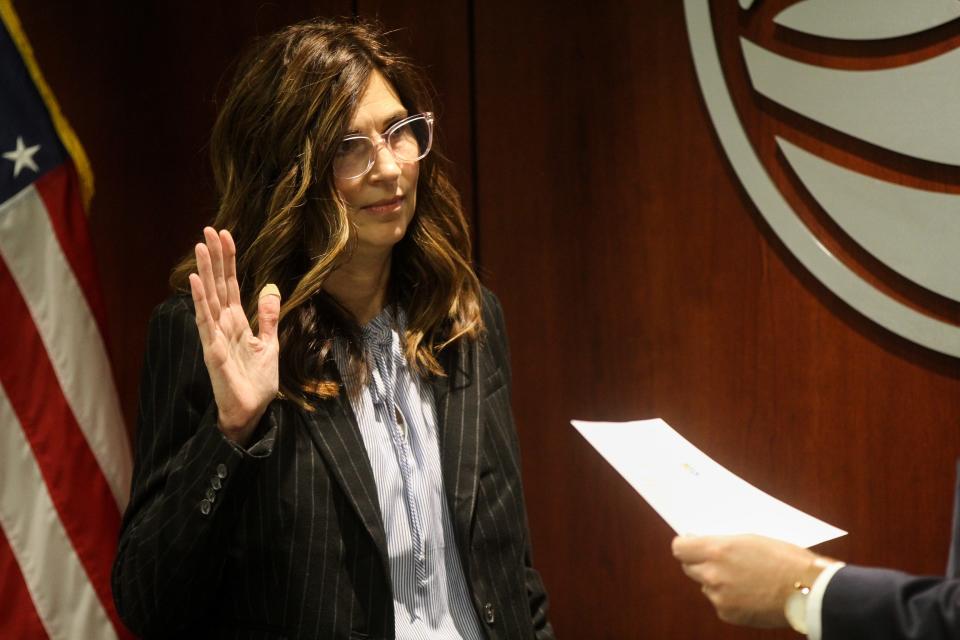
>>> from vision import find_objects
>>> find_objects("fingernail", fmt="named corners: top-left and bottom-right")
top-left (259, 283), bottom-right (281, 300)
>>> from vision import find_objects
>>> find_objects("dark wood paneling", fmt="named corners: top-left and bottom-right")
top-left (475, 1), bottom-right (960, 638)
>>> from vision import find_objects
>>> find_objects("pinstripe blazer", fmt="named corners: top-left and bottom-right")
top-left (112, 288), bottom-right (553, 640)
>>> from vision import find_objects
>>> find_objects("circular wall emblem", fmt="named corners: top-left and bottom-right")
top-left (684, 0), bottom-right (960, 357)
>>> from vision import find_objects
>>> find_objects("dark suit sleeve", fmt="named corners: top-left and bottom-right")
top-left (822, 565), bottom-right (960, 639)
top-left (483, 290), bottom-right (555, 640)
top-left (111, 296), bottom-right (280, 637)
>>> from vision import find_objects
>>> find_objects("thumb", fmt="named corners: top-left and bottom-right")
top-left (257, 283), bottom-right (281, 343)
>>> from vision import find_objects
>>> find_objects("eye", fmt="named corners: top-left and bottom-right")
top-left (336, 137), bottom-right (367, 157)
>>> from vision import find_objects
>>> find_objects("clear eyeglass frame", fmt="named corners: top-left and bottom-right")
top-left (332, 111), bottom-right (435, 180)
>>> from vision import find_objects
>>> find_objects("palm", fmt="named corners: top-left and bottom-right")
top-left (204, 300), bottom-right (277, 408)
top-left (189, 227), bottom-right (281, 444)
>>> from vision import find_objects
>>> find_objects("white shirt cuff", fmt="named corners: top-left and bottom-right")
top-left (806, 561), bottom-right (846, 640)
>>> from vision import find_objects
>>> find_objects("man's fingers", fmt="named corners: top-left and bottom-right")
top-left (195, 241), bottom-right (221, 320)
top-left (672, 535), bottom-right (712, 564)
top-left (204, 227), bottom-right (229, 309)
top-left (221, 229), bottom-right (243, 307)
top-left (680, 562), bottom-right (709, 585)
top-left (189, 273), bottom-right (215, 347)
top-left (257, 284), bottom-right (281, 344)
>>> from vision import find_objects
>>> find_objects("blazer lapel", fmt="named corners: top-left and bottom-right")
top-left (433, 339), bottom-right (483, 555)
top-left (299, 378), bottom-right (389, 575)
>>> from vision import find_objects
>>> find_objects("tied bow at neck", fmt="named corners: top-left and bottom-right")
top-left (360, 307), bottom-right (407, 410)
top-left (358, 306), bottom-right (430, 587)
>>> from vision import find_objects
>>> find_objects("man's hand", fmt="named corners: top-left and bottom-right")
top-left (671, 534), bottom-right (828, 628)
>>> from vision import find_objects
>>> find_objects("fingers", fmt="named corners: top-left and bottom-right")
top-left (220, 229), bottom-right (243, 308)
top-left (672, 535), bottom-right (712, 564)
top-left (257, 284), bottom-right (281, 344)
top-left (196, 227), bottom-right (272, 345)
top-left (203, 227), bottom-right (229, 312)
top-left (189, 273), bottom-right (215, 347)
top-left (680, 561), bottom-right (709, 585)
top-left (195, 237), bottom-right (221, 320)
top-left (674, 536), bottom-right (718, 591)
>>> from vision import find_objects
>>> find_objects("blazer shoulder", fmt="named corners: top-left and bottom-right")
top-left (480, 286), bottom-right (506, 334)
top-left (480, 285), bottom-right (500, 308)
top-left (150, 293), bottom-right (195, 324)
top-left (477, 287), bottom-right (511, 388)
top-left (141, 294), bottom-right (202, 364)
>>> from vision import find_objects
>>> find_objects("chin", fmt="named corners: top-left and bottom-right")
top-left (357, 225), bottom-right (409, 251)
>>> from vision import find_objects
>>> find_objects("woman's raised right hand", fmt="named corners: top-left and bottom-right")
top-left (188, 227), bottom-right (280, 446)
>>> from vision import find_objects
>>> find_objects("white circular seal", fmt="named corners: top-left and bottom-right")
top-left (683, 0), bottom-right (960, 358)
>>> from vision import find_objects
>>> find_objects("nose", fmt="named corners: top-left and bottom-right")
top-left (368, 139), bottom-right (402, 182)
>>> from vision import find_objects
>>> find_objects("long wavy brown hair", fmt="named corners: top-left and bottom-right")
top-left (170, 17), bottom-right (483, 409)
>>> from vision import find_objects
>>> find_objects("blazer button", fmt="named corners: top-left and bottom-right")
top-left (205, 487), bottom-right (217, 502)
top-left (211, 476), bottom-right (222, 490)
top-left (483, 602), bottom-right (495, 625)
top-left (200, 499), bottom-right (212, 515)
top-left (216, 463), bottom-right (228, 479)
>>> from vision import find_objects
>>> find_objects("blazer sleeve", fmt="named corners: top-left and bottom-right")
top-left (111, 296), bottom-right (280, 637)
top-left (483, 289), bottom-right (555, 640)
top-left (822, 565), bottom-right (960, 639)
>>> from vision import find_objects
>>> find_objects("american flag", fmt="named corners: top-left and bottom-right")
top-left (0, 2), bottom-right (133, 638)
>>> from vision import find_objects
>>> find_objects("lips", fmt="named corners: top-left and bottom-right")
top-left (362, 195), bottom-right (404, 213)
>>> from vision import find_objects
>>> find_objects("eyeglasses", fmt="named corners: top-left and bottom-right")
top-left (332, 112), bottom-right (434, 180)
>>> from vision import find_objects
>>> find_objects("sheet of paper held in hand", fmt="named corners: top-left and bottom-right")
top-left (571, 419), bottom-right (846, 548)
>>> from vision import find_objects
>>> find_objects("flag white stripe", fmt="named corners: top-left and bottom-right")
top-left (0, 382), bottom-right (118, 640)
top-left (0, 185), bottom-right (131, 509)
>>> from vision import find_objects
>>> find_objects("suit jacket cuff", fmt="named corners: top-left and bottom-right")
top-left (806, 561), bottom-right (845, 640)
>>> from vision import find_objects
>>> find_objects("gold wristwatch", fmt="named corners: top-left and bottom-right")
top-left (784, 556), bottom-right (837, 634)
top-left (784, 580), bottom-right (811, 633)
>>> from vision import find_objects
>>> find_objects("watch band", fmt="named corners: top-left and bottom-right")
top-left (784, 580), bottom-right (811, 634)
top-left (783, 556), bottom-right (841, 636)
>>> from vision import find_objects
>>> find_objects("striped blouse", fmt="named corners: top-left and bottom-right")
top-left (331, 307), bottom-right (483, 640)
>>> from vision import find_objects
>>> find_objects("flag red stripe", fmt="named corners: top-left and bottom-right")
top-left (0, 260), bottom-right (131, 640)
top-left (32, 163), bottom-right (109, 342)
top-left (0, 527), bottom-right (48, 639)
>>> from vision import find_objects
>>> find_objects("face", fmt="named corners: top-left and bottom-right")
top-left (334, 70), bottom-right (419, 257)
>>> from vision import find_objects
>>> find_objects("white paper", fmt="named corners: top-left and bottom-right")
top-left (572, 419), bottom-right (846, 548)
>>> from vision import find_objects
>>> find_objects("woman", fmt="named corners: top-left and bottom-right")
top-left (111, 17), bottom-right (553, 640)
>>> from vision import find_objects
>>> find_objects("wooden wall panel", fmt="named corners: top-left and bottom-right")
top-left (474, 1), bottom-right (960, 638)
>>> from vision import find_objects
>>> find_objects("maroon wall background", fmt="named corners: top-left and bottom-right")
top-left (14, 1), bottom-right (960, 638)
